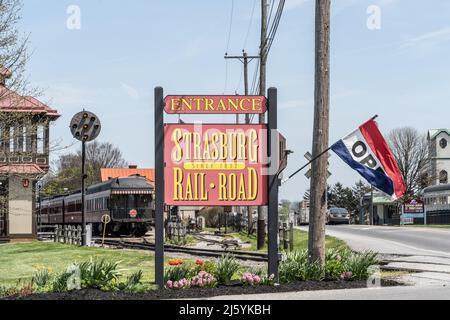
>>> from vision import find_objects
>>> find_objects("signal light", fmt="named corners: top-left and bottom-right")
top-left (83, 113), bottom-right (89, 118)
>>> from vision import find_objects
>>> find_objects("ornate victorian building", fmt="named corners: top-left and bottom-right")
top-left (0, 67), bottom-right (59, 242)
top-left (428, 129), bottom-right (450, 185)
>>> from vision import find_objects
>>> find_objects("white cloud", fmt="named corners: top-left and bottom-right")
top-left (401, 26), bottom-right (450, 49)
top-left (120, 82), bottom-right (140, 100)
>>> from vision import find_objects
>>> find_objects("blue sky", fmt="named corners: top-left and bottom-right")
top-left (19, 0), bottom-right (450, 201)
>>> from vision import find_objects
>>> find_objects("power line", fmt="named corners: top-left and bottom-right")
top-left (265, 0), bottom-right (286, 58)
top-left (224, 0), bottom-right (235, 94)
top-left (243, 0), bottom-right (258, 50)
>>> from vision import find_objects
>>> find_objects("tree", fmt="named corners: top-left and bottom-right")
top-left (43, 141), bottom-right (127, 196)
top-left (279, 199), bottom-right (291, 221)
top-left (388, 127), bottom-right (429, 198)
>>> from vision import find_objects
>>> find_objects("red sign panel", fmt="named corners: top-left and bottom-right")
top-left (164, 96), bottom-right (267, 114)
top-left (164, 124), bottom-right (268, 206)
top-left (129, 209), bottom-right (138, 218)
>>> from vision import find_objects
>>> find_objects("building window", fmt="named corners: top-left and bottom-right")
top-left (37, 125), bottom-right (44, 154)
top-left (440, 138), bottom-right (448, 149)
top-left (439, 170), bottom-right (448, 184)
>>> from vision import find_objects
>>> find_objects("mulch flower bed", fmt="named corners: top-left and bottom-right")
top-left (9, 279), bottom-right (401, 300)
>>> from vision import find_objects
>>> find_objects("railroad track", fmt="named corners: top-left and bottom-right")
top-left (93, 238), bottom-right (268, 262)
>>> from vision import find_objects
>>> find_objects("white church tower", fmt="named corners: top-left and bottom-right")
top-left (428, 129), bottom-right (450, 185)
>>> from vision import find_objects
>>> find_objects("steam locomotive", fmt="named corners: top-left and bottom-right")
top-left (38, 176), bottom-right (154, 236)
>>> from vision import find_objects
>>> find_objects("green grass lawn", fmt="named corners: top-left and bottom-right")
top-left (232, 229), bottom-right (348, 252)
top-left (0, 242), bottom-right (156, 287)
top-left (403, 224), bottom-right (450, 229)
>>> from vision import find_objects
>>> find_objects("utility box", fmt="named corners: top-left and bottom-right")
top-left (86, 224), bottom-right (93, 247)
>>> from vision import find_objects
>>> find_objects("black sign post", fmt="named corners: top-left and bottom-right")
top-left (70, 111), bottom-right (101, 247)
top-left (154, 87), bottom-right (165, 289)
top-left (267, 87), bottom-right (279, 280)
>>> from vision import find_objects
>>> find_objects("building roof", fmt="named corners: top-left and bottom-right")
top-left (100, 168), bottom-right (155, 184)
top-left (428, 129), bottom-right (450, 140)
top-left (88, 176), bottom-right (153, 195)
top-left (0, 85), bottom-right (60, 119)
top-left (423, 184), bottom-right (450, 194)
top-left (0, 164), bottom-right (45, 175)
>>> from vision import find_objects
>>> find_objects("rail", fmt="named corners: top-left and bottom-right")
top-left (93, 238), bottom-right (268, 262)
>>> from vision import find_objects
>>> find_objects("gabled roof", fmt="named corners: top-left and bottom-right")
top-left (100, 168), bottom-right (155, 184)
top-left (0, 85), bottom-right (60, 119)
top-left (428, 129), bottom-right (450, 140)
top-left (0, 164), bottom-right (44, 175)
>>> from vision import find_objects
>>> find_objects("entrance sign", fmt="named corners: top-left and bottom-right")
top-left (164, 124), bottom-right (268, 206)
top-left (164, 95), bottom-right (267, 114)
top-left (154, 88), bottom-right (280, 289)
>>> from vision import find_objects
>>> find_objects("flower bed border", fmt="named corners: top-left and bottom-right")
top-left (8, 279), bottom-right (403, 301)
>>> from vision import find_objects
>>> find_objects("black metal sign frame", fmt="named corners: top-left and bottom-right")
top-left (154, 87), bottom-right (279, 289)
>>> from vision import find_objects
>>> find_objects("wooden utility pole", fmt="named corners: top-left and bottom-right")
top-left (257, 0), bottom-right (268, 250)
top-left (308, 0), bottom-right (331, 266)
top-left (224, 51), bottom-right (259, 234)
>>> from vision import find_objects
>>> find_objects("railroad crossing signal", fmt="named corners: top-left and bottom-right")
top-left (304, 152), bottom-right (332, 179)
top-left (70, 111), bottom-right (102, 142)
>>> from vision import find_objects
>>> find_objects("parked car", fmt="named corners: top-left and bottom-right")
top-left (327, 207), bottom-right (350, 225)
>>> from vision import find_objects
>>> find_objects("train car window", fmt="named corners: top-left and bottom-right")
top-left (137, 195), bottom-right (151, 208)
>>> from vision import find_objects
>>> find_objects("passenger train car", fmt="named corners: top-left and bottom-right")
top-left (38, 176), bottom-right (154, 236)
top-left (423, 184), bottom-right (450, 225)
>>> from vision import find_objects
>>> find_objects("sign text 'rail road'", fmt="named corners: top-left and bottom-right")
top-left (164, 124), bottom-right (268, 206)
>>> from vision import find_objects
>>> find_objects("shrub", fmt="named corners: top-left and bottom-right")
top-left (164, 264), bottom-right (192, 282)
top-left (214, 254), bottom-right (240, 285)
top-left (240, 273), bottom-right (262, 286)
top-left (191, 271), bottom-right (217, 288)
top-left (33, 269), bottom-right (51, 289)
top-left (52, 271), bottom-right (74, 292)
top-left (279, 249), bottom-right (379, 283)
top-left (117, 270), bottom-right (146, 292)
top-left (198, 260), bottom-right (217, 275)
top-left (166, 278), bottom-right (190, 289)
top-left (343, 251), bottom-right (378, 280)
top-left (0, 280), bottom-right (34, 298)
top-left (78, 259), bottom-right (121, 290)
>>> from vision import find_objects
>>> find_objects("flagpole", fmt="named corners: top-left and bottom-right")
top-left (281, 115), bottom-right (379, 185)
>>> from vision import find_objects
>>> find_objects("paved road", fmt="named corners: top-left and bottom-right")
top-left (207, 284), bottom-right (450, 300)
top-left (298, 225), bottom-right (450, 257)
top-left (203, 225), bottom-right (450, 300)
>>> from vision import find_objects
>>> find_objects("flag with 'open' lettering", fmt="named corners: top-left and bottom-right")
top-left (331, 119), bottom-right (406, 199)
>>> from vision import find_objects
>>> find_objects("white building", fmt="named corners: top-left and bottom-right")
top-left (428, 129), bottom-right (450, 185)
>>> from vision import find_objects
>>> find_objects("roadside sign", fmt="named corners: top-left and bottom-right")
top-left (101, 214), bottom-right (111, 247)
top-left (164, 96), bottom-right (267, 114)
top-left (403, 199), bottom-right (425, 215)
top-left (304, 152), bottom-right (332, 179)
top-left (101, 214), bottom-right (111, 224)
